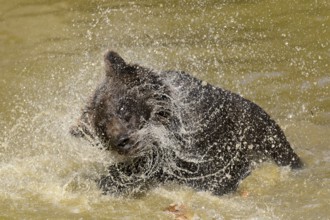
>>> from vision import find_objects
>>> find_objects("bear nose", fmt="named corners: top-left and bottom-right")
top-left (116, 135), bottom-right (130, 149)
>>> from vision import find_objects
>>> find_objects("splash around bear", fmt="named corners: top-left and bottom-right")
top-left (70, 50), bottom-right (303, 196)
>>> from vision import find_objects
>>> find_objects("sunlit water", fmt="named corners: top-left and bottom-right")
top-left (0, 0), bottom-right (329, 219)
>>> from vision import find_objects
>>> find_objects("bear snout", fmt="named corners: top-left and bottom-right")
top-left (111, 133), bottom-right (139, 155)
top-left (116, 135), bottom-right (130, 148)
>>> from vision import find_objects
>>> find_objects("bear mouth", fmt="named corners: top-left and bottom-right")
top-left (116, 140), bottom-right (159, 158)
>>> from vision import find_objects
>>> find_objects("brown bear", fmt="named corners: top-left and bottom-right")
top-left (70, 51), bottom-right (303, 196)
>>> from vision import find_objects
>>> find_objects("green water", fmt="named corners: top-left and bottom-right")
top-left (0, 0), bottom-right (329, 219)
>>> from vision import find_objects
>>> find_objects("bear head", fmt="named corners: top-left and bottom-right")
top-left (71, 51), bottom-right (180, 157)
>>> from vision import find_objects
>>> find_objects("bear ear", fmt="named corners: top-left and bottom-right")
top-left (104, 50), bottom-right (127, 76)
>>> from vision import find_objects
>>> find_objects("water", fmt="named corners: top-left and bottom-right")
top-left (0, 0), bottom-right (329, 219)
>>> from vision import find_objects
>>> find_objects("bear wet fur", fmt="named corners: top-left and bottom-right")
top-left (71, 51), bottom-right (303, 196)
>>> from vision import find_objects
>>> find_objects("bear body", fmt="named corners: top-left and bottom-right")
top-left (71, 51), bottom-right (303, 196)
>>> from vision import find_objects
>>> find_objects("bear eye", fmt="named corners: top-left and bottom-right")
top-left (117, 107), bottom-right (125, 116)
top-left (156, 110), bottom-right (170, 118)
